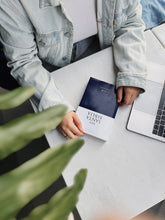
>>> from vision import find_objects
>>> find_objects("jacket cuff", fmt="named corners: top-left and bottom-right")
top-left (39, 97), bottom-right (75, 113)
top-left (116, 72), bottom-right (147, 93)
top-left (38, 77), bottom-right (75, 113)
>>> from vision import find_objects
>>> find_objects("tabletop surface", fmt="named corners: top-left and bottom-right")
top-left (152, 23), bottom-right (165, 49)
top-left (45, 29), bottom-right (165, 220)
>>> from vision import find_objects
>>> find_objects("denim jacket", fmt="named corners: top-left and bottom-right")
top-left (0, 0), bottom-right (147, 112)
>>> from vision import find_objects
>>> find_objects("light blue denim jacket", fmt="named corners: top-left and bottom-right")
top-left (0, 0), bottom-right (147, 112)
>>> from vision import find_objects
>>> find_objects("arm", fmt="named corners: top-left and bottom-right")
top-left (0, 0), bottom-right (73, 112)
top-left (113, 0), bottom-right (147, 106)
top-left (0, 1), bottom-right (84, 139)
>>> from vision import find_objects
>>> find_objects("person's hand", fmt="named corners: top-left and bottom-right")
top-left (117, 86), bottom-right (141, 107)
top-left (57, 111), bottom-right (85, 139)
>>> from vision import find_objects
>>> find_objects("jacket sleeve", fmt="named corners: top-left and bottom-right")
top-left (0, 0), bottom-right (74, 112)
top-left (113, 0), bottom-right (147, 92)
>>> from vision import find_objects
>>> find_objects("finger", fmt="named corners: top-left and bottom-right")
top-left (57, 126), bottom-right (65, 136)
top-left (124, 94), bottom-right (132, 105)
top-left (73, 113), bottom-right (84, 132)
top-left (121, 92), bottom-right (132, 107)
top-left (57, 126), bottom-right (68, 137)
top-left (65, 118), bottom-right (84, 137)
top-left (117, 87), bottom-right (123, 103)
top-left (66, 129), bottom-right (79, 139)
top-left (61, 130), bottom-right (68, 137)
top-left (71, 123), bottom-right (85, 137)
top-left (129, 89), bottom-right (140, 105)
top-left (59, 118), bottom-right (84, 139)
top-left (129, 94), bottom-right (136, 105)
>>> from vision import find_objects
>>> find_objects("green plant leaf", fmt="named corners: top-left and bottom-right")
top-left (24, 169), bottom-right (87, 220)
top-left (0, 105), bottom-right (67, 159)
top-left (0, 138), bottom-right (84, 220)
top-left (0, 87), bottom-right (35, 109)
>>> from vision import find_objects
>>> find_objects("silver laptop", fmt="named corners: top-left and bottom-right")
top-left (127, 63), bottom-right (165, 143)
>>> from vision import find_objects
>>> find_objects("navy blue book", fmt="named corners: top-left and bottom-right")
top-left (76, 77), bottom-right (119, 141)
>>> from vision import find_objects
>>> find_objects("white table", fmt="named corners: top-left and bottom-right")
top-left (152, 23), bottom-right (165, 49)
top-left (45, 30), bottom-right (165, 220)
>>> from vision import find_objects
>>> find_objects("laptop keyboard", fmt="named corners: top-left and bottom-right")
top-left (152, 82), bottom-right (165, 138)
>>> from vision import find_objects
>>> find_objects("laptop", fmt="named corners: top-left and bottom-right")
top-left (127, 62), bottom-right (165, 143)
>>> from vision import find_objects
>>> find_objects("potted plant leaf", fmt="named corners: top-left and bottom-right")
top-left (0, 86), bottom-right (87, 220)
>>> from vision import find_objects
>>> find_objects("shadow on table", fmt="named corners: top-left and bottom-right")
top-left (132, 200), bottom-right (165, 220)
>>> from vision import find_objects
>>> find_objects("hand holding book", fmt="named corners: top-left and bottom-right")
top-left (57, 111), bottom-right (85, 139)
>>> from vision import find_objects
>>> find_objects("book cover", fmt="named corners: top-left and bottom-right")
top-left (76, 77), bottom-right (119, 141)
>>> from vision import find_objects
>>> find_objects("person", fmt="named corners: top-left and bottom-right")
top-left (0, 0), bottom-right (147, 139)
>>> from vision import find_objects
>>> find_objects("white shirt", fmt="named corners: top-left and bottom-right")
top-left (62, 0), bottom-right (97, 43)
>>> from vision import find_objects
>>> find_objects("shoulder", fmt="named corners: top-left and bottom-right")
top-left (0, 0), bottom-right (21, 9)
top-left (0, 0), bottom-right (33, 32)
top-left (0, 0), bottom-right (27, 18)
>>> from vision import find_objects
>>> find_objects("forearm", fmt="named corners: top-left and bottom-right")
top-left (113, 1), bottom-right (147, 92)
top-left (4, 44), bottom-right (74, 112)
top-left (1, 37), bottom-right (74, 113)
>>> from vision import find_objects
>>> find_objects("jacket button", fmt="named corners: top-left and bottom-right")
top-left (62, 56), bottom-right (67, 61)
top-left (64, 32), bottom-right (71, 38)
top-left (38, 39), bottom-right (45, 46)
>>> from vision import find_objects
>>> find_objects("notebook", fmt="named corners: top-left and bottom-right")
top-left (127, 62), bottom-right (165, 143)
top-left (76, 77), bottom-right (119, 141)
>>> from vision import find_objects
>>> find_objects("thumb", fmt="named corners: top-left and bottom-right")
top-left (117, 87), bottom-right (123, 103)
top-left (73, 113), bottom-right (84, 132)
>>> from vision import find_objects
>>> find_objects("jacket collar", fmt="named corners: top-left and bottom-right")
top-left (39, 0), bottom-right (61, 8)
